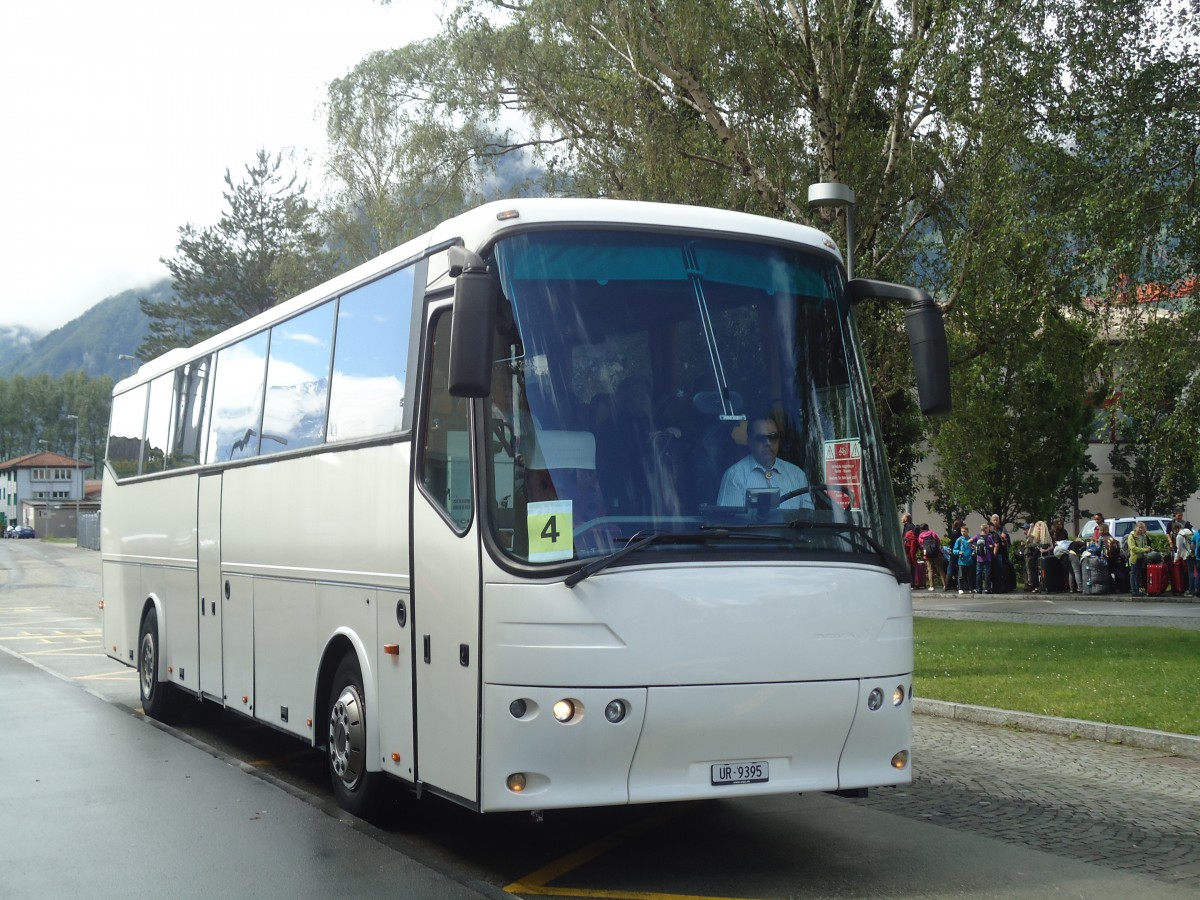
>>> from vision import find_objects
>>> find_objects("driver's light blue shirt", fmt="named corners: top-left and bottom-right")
top-left (717, 455), bottom-right (814, 509)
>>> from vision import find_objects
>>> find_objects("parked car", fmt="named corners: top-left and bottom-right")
top-left (12, 525), bottom-right (36, 539)
top-left (1105, 516), bottom-right (1173, 542)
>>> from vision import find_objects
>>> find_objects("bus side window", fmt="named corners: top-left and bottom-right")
top-left (418, 310), bottom-right (472, 531)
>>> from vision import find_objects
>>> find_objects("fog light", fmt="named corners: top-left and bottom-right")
top-left (509, 699), bottom-right (528, 719)
top-left (507, 773), bottom-right (527, 792)
top-left (891, 750), bottom-right (909, 769)
top-left (867, 688), bottom-right (884, 711)
top-left (604, 700), bottom-right (626, 723)
top-left (893, 685), bottom-right (905, 707)
top-left (553, 699), bottom-right (576, 722)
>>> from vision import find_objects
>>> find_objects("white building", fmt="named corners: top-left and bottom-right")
top-left (0, 451), bottom-right (93, 537)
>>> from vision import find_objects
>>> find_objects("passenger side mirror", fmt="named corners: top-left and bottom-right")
top-left (448, 245), bottom-right (498, 398)
top-left (847, 279), bottom-right (951, 416)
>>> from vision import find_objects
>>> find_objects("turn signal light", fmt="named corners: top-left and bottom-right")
top-left (507, 773), bottom-right (527, 792)
top-left (892, 750), bottom-right (909, 769)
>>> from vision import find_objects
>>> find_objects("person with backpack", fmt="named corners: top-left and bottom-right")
top-left (972, 522), bottom-right (995, 594)
top-left (1127, 521), bottom-right (1151, 596)
top-left (953, 524), bottom-right (976, 595)
top-left (1176, 526), bottom-right (1196, 596)
top-left (918, 524), bottom-right (948, 591)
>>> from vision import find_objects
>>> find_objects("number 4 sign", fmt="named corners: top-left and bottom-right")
top-left (527, 500), bottom-right (574, 562)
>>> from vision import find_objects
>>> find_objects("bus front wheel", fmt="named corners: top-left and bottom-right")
top-left (138, 606), bottom-right (180, 722)
top-left (327, 654), bottom-right (384, 819)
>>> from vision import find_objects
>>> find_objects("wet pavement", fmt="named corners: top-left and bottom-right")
top-left (0, 648), bottom-right (504, 899)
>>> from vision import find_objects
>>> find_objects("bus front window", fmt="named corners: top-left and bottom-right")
top-left (485, 229), bottom-right (905, 574)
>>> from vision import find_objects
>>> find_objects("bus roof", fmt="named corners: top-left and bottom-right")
top-left (116, 198), bottom-right (840, 393)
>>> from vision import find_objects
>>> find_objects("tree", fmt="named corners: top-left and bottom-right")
top-left (927, 315), bottom-right (1103, 527)
top-left (348, 0), bottom-right (1198, 500)
top-left (452, 0), bottom-right (1193, 483)
top-left (139, 150), bottom-right (333, 360)
top-left (322, 42), bottom-right (525, 262)
top-left (1108, 303), bottom-right (1200, 513)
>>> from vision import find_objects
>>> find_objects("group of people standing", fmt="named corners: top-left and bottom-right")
top-left (902, 509), bottom-right (1200, 597)
top-left (901, 513), bottom-right (1016, 594)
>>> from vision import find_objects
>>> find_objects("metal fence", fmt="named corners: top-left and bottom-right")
top-left (77, 513), bottom-right (101, 551)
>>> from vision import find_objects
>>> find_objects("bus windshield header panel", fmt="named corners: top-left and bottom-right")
top-left (483, 227), bottom-right (904, 574)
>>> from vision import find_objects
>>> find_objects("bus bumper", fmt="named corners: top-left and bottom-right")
top-left (479, 677), bottom-right (912, 812)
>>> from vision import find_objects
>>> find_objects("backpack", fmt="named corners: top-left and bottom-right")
top-left (922, 533), bottom-right (940, 558)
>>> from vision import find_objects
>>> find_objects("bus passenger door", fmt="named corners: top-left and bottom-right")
top-left (412, 307), bottom-right (481, 805)
top-left (197, 473), bottom-right (223, 701)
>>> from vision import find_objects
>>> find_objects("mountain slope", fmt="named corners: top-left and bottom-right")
top-left (0, 282), bottom-right (167, 380)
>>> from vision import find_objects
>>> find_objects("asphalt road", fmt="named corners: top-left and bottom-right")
top-left (2, 539), bottom-right (1198, 899)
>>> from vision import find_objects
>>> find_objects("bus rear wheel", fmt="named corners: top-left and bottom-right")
top-left (138, 606), bottom-right (180, 722)
top-left (327, 654), bottom-right (384, 819)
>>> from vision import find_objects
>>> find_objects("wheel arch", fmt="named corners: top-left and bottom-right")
top-left (138, 593), bottom-right (166, 679)
top-left (314, 630), bottom-right (379, 769)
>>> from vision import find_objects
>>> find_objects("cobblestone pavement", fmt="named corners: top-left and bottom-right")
top-left (855, 714), bottom-right (1200, 889)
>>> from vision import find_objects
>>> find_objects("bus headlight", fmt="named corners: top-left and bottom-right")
top-left (553, 699), bottom-right (577, 722)
top-left (893, 685), bottom-right (906, 707)
top-left (867, 688), bottom-right (884, 711)
top-left (507, 773), bottom-right (527, 792)
top-left (604, 699), bottom-right (626, 723)
top-left (892, 750), bottom-right (909, 769)
top-left (509, 699), bottom-right (528, 719)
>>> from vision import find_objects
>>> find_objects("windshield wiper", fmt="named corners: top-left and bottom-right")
top-left (702, 520), bottom-right (908, 582)
top-left (559, 532), bottom-right (772, 588)
top-left (565, 532), bottom-right (665, 587)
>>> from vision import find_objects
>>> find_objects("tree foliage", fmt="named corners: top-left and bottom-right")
top-left (321, 41), bottom-right (530, 262)
top-left (139, 150), bottom-right (333, 360)
top-left (347, 0), bottom-right (1198, 503)
top-left (0, 374), bottom-right (112, 476)
top-left (1108, 298), bottom-right (1200, 513)
top-left (927, 315), bottom-right (1105, 527)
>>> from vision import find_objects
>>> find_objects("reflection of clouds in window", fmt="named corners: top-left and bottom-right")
top-left (206, 338), bottom-right (268, 462)
top-left (280, 330), bottom-right (323, 346)
top-left (107, 385), bottom-right (147, 477)
top-left (327, 373), bottom-right (405, 441)
top-left (262, 302), bottom-right (334, 452)
top-left (327, 266), bottom-right (412, 442)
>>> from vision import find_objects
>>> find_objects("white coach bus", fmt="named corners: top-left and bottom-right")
top-left (102, 198), bottom-right (949, 819)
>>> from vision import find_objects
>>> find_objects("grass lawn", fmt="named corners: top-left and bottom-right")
top-left (914, 618), bottom-right (1200, 737)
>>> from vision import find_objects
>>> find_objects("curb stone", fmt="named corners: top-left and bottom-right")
top-left (914, 697), bottom-right (1200, 761)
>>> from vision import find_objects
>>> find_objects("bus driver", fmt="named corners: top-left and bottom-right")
top-left (717, 417), bottom-right (815, 510)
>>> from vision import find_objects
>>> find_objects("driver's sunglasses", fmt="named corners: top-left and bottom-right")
top-left (750, 432), bottom-right (781, 444)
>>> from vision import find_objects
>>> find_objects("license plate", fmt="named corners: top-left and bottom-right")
top-left (711, 760), bottom-right (769, 785)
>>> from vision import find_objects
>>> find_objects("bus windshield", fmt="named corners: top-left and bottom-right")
top-left (485, 228), bottom-right (904, 573)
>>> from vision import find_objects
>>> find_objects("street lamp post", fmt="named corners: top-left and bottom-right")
top-left (807, 182), bottom-right (856, 280)
top-left (66, 414), bottom-right (80, 538)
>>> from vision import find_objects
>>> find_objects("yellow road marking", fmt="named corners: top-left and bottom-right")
top-left (503, 809), bottom-right (760, 900)
top-left (75, 670), bottom-right (137, 682)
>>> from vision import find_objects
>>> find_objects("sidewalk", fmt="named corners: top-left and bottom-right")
top-left (0, 648), bottom-right (502, 900)
top-left (915, 697), bottom-right (1200, 761)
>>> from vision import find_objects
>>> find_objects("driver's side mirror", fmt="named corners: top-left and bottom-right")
top-left (447, 245), bottom-right (498, 398)
top-left (847, 278), bottom-right (951, 416)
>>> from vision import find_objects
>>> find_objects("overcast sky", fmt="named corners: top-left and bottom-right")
top-left (1, 0), bottom-right (443, 334)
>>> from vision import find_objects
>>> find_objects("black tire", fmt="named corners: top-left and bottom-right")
top-left (327, 654), bottom-right (384, 819)
top-left (138, 606), bottom-right (180, 722)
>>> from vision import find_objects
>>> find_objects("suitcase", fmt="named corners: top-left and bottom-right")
top-left (1039, 554), bottom-right (1066, 593)
top-left (1146, 562), bottom-right (1167, 595)
top-left (1112, 564), bottom-right (1130, 594)
top-left (1170, 559), bottom-right (1187, 594)
top-left (913, 560), bottom-right (926, 588)
top-left (1083, 556), bottom-right (1110, 595)
top-left (992, 557), bottom-right (1016, 594)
